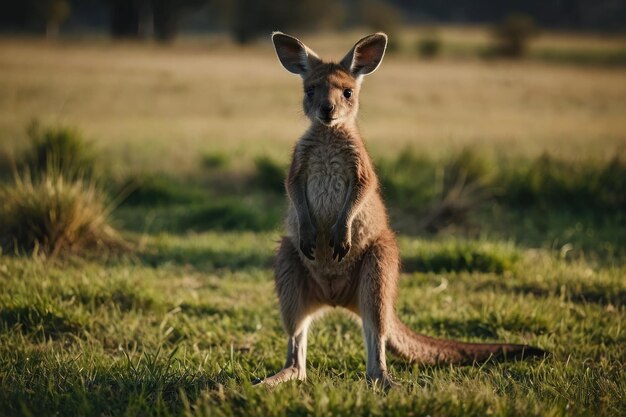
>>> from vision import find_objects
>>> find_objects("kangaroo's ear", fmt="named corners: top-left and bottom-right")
top-left (340, 33), bottom-right (388, 78)
top-left (272, 32), bottom-right (321, 76)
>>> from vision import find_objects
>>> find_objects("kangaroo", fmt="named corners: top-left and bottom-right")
top-left (261, 32), bottom-right (545, 388)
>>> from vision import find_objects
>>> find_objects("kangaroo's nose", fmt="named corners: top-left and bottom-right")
top-left (321, 103), bottom-right (335, 116)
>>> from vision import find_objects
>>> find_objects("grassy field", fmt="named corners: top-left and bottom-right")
top-left (1, 235), bottom-right (625, 416)
top-left (1, 30), bottom-right (625, 174)
top-left (0, 28), bottom-right (625, 416)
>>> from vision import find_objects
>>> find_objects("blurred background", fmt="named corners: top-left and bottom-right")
top-left (0, 0), bottom-right (624, 261)
top-left (2, 0), bottom-right (626, 41)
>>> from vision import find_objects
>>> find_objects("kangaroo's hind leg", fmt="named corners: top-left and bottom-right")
top-left (260, 237), bottom-right (322, 387)
top-left (356, 230), bottom-right (400, 388)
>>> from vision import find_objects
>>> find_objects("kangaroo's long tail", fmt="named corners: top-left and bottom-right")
top-left (387, 316), bottom-right (547, 365)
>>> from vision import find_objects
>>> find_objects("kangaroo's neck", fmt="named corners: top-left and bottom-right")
top-left (307, 120), bottom-right (362, 146)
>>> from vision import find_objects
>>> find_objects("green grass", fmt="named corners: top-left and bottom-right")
top-left (1, 233), bottom-right (625, 416)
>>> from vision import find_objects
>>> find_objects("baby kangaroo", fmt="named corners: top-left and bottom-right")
top-left (261, 32), bottom-right (545, 388)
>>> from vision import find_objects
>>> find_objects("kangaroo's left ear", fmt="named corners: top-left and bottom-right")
top-left (340, 33), bottom-right (388, 78)
top-left (272, 31), bottom-right (321, 76)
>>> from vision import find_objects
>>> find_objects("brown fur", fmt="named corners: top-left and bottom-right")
top-left (261, 32), bottom-right (545, 388)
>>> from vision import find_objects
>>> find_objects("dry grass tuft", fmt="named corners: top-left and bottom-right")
top-left (0, 168), bottom-right (124, 257)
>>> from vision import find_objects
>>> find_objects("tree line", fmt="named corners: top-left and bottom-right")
top-left (1, 0), bottom-right (623, 43)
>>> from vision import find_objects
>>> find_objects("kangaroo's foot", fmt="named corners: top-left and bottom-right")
top-left (256, 366), bottom-right (306, 387)
top-left (366, 370), bottom-right (400, 390)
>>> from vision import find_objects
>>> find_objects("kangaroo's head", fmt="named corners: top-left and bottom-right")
top-left (272, 32), bottom-right (387, 127)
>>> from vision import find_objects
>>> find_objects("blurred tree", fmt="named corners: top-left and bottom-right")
top-left (104, 0), bottom-right (207, 41)
top-left (152, 0), bottom-right (181, 41)
top-left (358, 0), bottom-right (401, 36)
top-left (152, 0), bottom-right (207, 42)
top-left (229, 0), bottom-right (275, 44)
top-left (356, 0), bottom-right (402, 51)
top-left (209, 0), bottom-right (235, 30)
top-left (1, 0), bottom-right (623, 37)
top-left (416, 32), bottom-right (441, 58)
top-left (225, 0), bottom-right (344, 44)
top-left (491, 13), bottom-right (538, 57)
top-left (35, 0), bottom-right (71, 38)
top-left (295, 0), bottom-right (345, 31)
top-left (107, 0), bottom-right (148, 38)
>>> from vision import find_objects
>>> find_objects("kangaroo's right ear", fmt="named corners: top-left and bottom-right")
top-left (272, 32), bottom-right (321, 76)
top-left (340, 33), bottom-right (388, 79)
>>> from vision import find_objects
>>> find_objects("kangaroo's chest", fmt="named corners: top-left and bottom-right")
top-left (306, 144), bottom-right (351, 228)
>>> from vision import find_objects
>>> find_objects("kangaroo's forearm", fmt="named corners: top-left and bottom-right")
top-left (288, 176), bottom-right (314, 229)
top-left (335, 158), bottom-right (374, 229)
top-left (335, 178), bottom-right (371, 231)
top-left (286, 147), bottom-right (315, 230)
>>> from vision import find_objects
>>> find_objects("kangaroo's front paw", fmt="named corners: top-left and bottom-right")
top-left (299, 224), bottom-right (317, 260)
top-left (329, 223), bottom-right (351, 262)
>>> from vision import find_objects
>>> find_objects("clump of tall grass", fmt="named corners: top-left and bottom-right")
top-left (0, 168), bottom-right (123, 256)
top-left (0, 123), bottom-right (124, 257)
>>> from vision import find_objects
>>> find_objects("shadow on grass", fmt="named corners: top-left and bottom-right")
top-left (0, 305), bottom-right (83, 338)
top-left (178, 302), bottom-right (232, 317)
top-left (506, 283), bottom-right (626, 307)
top-left (401, 315), bottom-right (549, 340)
top-left (114, 200), bottom-right (283, 235)
top-left (402, 248), bottom-right (518, 274)
top-left (139, 244), bottom-right (273, 271)
top-left (467, 275), bottom-right (626, 307)
top-left (415, 317), bottom-right (500, 339)
top-left (63, 285), bottom-right (158, 313)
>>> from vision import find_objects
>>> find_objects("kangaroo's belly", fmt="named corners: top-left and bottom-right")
top-left (283, 142), bottom-right (386, 306)
top-left (306, 146), bottom-right (349, 229)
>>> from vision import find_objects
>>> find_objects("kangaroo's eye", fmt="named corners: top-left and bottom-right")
top-left (343, 88), bottom-right (353, 99)
top-left (305, 88), bottom-right (314, 99)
